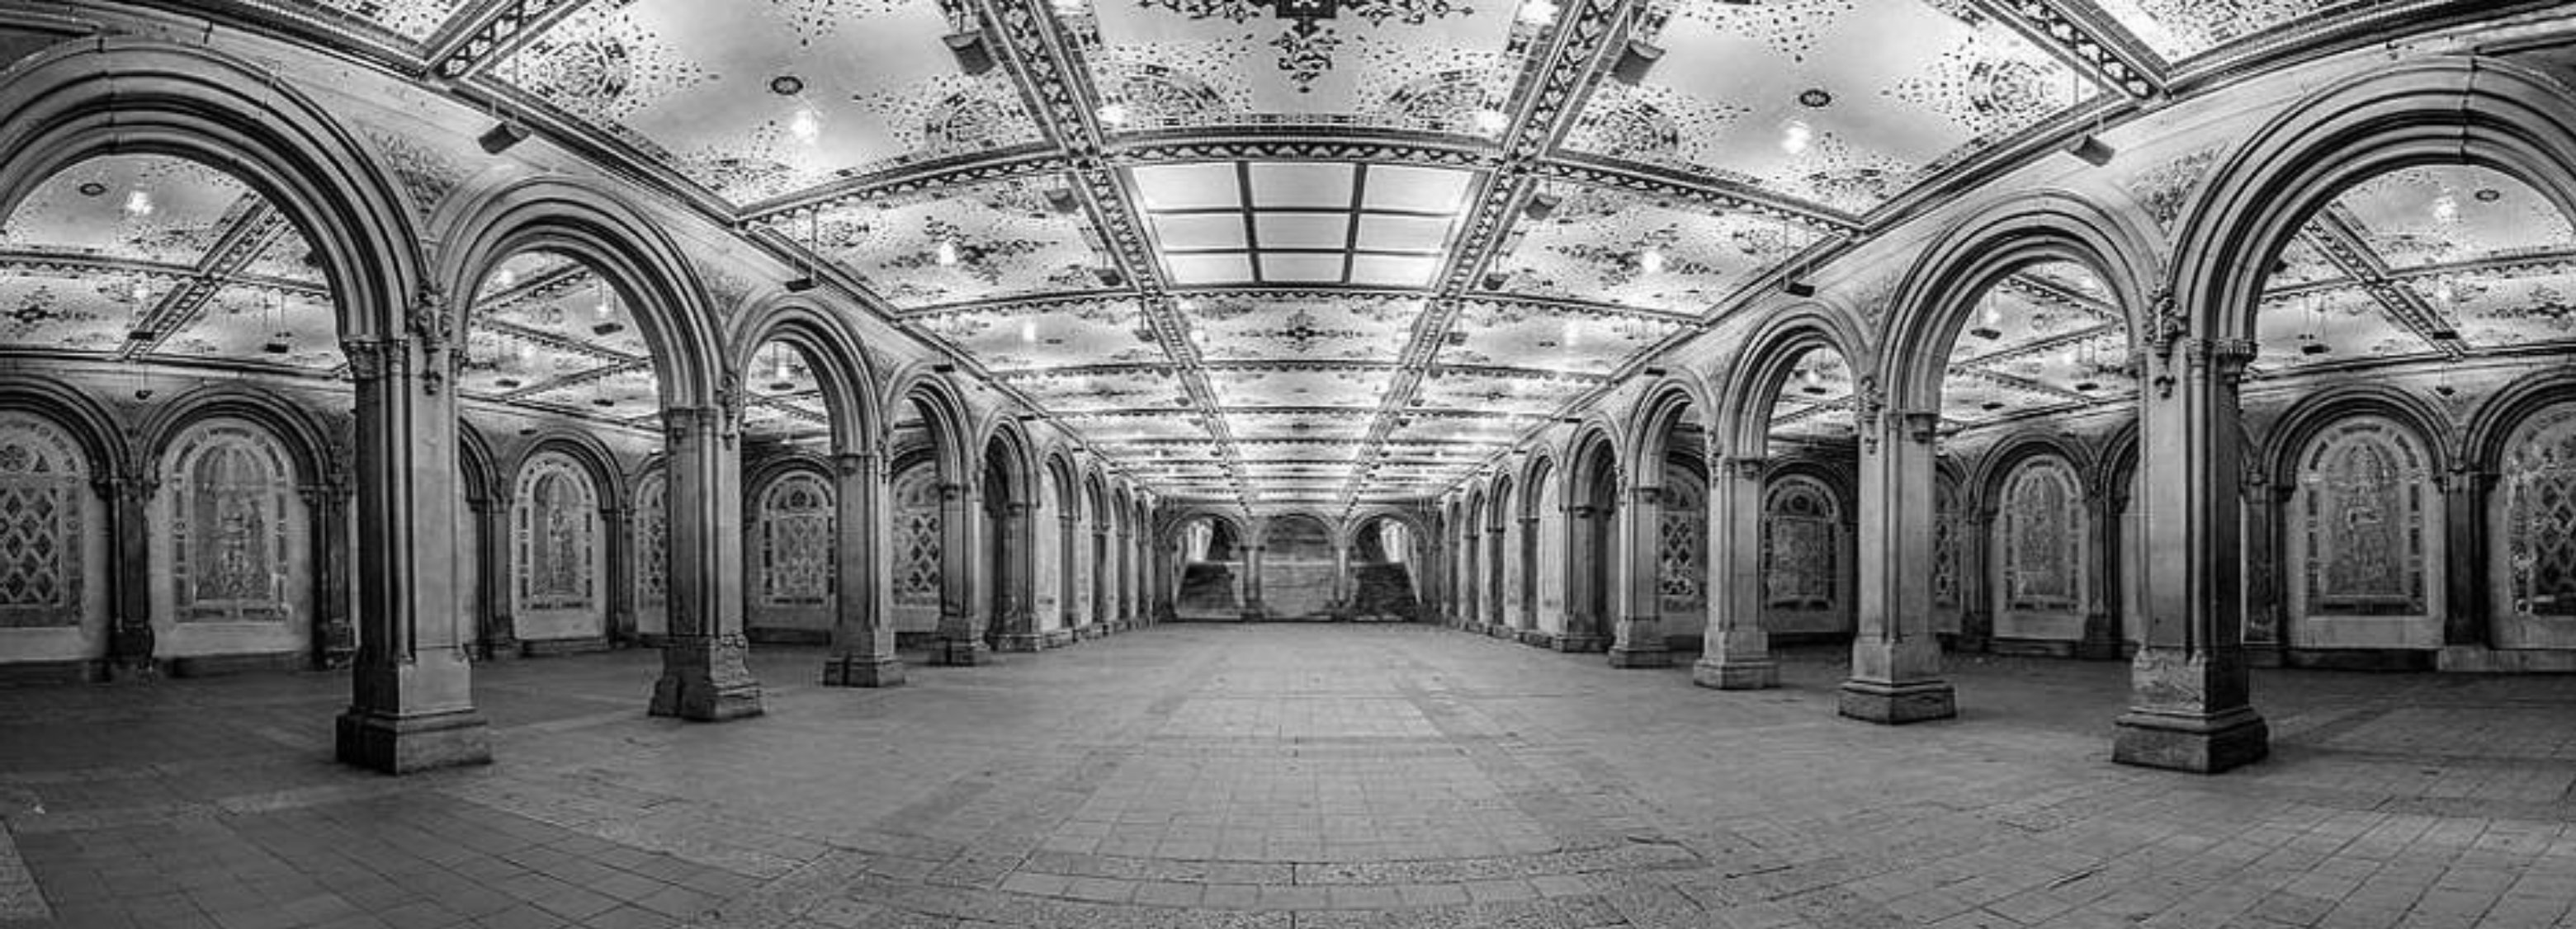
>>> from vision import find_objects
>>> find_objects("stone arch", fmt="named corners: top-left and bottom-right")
top-left (0, 394), bottom-right (117, 674)
top-left (1977, 438), bottom-right (2096, 652)
top-left (1968, 432), bottom-right (2099, 512)
top-left (729, 294), bottom-right (883, 455)
top-left (2170, 56), bottom-right (2576, 347)
top-left (142, 389), bottom-right (338, 670)
top-left (977, 415), bottom-right (1042, 510)
top-left (744, 454), bottom-right (835, 644)
top-left (138, 384), bottom-right (335, 489)
top-left (1879, 190), bottom-right (2160, 413)
top-left (2261, 384), bottom-right (2455, 491)
top-left (1712, 303), bottom-right (1873, 460)
top-left (0, 376), bottom-right (130, 483)
top-left (2462, 367), bottom-right (2576, 477)
top-left (2482, 382), bottom-right (2576, 649)
top-left (888, 365), bottom-right (976, 483)
top-left (454, 419), bottom-right (508, 654)
top-left (1040, 446), bottom-right (1083, 636)
top-left (0, 38), bottom-right (423, 341)
top-left (506, 430), bottom-right (629, 516)
top-left (1625, 372), bottom-right (1718, 473)
top-left (437, 177), bottom-right (725, 411)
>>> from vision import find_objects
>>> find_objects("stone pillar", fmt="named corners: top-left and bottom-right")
top-left (304, 478), bottom-right (356, 668)
top-left (602, 503), bottom-right (634, 646)
top-left (2440, 466), bottom-right (2493, 649)
top-left (1558, 504), bottom-right (1605, 651)
top-left (469, 493), bottom-right (515, 659)
top-left (1117, 523), bottom-right (1137, 627)
top-left (1608, 482), bottom-right (1669, 667)
top-left (935, 481), bottom-right (990, 664)
top-left (333, 332), bottom-right (490, 773)
top-left (102, 474), bottom-right (156, 677)
top-left (2077, 483), bottom-right (2123, 660)
top-left (1486, 523), bottom-right (1510, 634)
top-left (1844, 409), bottom-right (1958, 724)
top-left (991, 502), bottom-right (1036, 648)
top-left (649, 406), bottom-right (763, 720)
top-left (1957, 502), bottom-right (1995, 652)
top-left (2115, 336), bottom-right (2267, 773)
top-left (1331, 543), bottom-right (1349, 610)
top-left (1696, 455), bottom-right (1776, 689)
top-left (825, 451), bottom-right (903, 686)
top-left (1056, 511), bottom-right (1084, 644)
top-left (1244, 545), bottom-right (1265, 620)
top-left (1515, 516), bottom-right (1540, 634)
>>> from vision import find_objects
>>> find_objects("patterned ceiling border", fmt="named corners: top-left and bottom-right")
top-left (1974, 0), bottom-right (2167, 98)
top-left (2302, 208), bottom-right (2470, 359)
top-left (424, 0), bottom-right (591, 80)
top-left (1539, 153), bottom-right (1865, 233)
top-left (735, 144), bottom-right (1069, 222)
top-left (118, 202), bottom-right (291, 361)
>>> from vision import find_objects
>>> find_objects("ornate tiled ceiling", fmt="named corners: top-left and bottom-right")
top-left (5, 1), bottom-right (2553, 511)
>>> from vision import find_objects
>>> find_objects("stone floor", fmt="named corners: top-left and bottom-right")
top-left (3, 625), bottom-right (2574, 929)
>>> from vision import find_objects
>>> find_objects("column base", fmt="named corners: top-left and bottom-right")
top-left (1042, 629), bottom-right (1078, 648)
top-left (1692, 658), bottom-right (1778, 690)
top-left (2112, 706), bottom-right (2269, 774)
top-left (1076, 625), bottom-right (1105, 640)
top-left (650, 636), bottom-right (764, 722)
top-left (1551, 633), bottom-right (1608, 653)
top-left (1838, 677), bottom-right (1957, 724)
top-left (1515, 629), bottom-right (1551, 648)
top-left (936, 638), bottom-right (994, 666)
top-left (1607, 645), bottom-right (1671, 668)
top-left (334, 707), bottom-right (491, 774)
top-left (821, 654), bottom-right (905, 687)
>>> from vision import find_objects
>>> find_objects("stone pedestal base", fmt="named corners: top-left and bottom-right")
top-left (994, 633), bottom-right (1045, 652)
top-left (1077, 625), bottom-right (1105, 640)
top-left (1692, 658), bottom-right (1777, 690)
top-left (1042, 630), bottom-right (1078, 648)
top-left (2112, 706), bottom-right (2268, 773)
top-left (335, 707), bottom-right (491, 774)
top-left (1552, 633), bottom-right (1607, 653)
top-left (1516, 629), bottom-right (1550, 648)
top-left (936, 638), bottom-right (994, 666)
top-left (1838, 678), bottom-right (1957, 724)
top-left (1607, 645), bottom-right (1671, 668)
top-left (650, 636), bottom-right (764, 721)
top-left (821, 654), bottom-right (905, 687)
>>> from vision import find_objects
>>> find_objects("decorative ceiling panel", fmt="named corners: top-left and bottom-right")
top-left (1081, 0), bottom-right (1529, 128)
top-left (154, 284), bottom-right (343, 370)
top-left (1769, 345), bottom-right (1858, 441)
top-left (2084, 0), bottom-right (2347, 63)
top-left (1055, 415), bottom-right (1218, 443)
top-left (1576, 1), bottom-right (2094, 214)
top-left (919, 299), bottom-right (1160, 371)
top-left (2328, 167), bottom-right (2574, 271)
top-left (1383, 414), bottom-right (1526, 447)
top-left (1443, 299), bottom-right (1685, 374)
top-left (2422, 268), bottom-right (2576, 349)
top-left (2251, 283), bottom-right (2435, 373)
top-left (1204, 367), bottom-right (1394, 408)
top-left (499, 0), bottom-right (1041, 204)
top-left (807, 177), bottom-right (1105, 309)
top-left (1487, 184), bottom-right (1803, 314)
top-left (1, 156), bottom-right (256, 266)
top-left (301, 0), bottom-right (461, 41)
top-left (1226, 412), bottom-right (1373, 442)
top-left (1132, 161), bottom-right (1475, 287)
top-left (1006, 369), bottom-right (1186, 413)
top-left (1186, 292), bottom-right (1417, 363)
top-left (1413, 370), bottom-right (1591, 416)
top-left (0, 269), bottom-right (153, 353)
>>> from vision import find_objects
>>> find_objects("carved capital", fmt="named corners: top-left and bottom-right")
top-left (937, 481), bottom-right (969, 502)
top-left (1628, 484), bottom-right (1663, 505)
top-left (408, 283), bottom-right (452, 396)
top-left (1719, 455), bottom-right (1767, 480)
top-left (1897, 409), bottom-right (1942, 444)
top-left (340, 337), bottom-right (408, 383)
top-left (832, 451), bottom-right (875, 478)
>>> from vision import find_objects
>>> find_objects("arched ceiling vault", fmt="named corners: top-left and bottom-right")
top-left (2, 0), bottom-right (2567, 514)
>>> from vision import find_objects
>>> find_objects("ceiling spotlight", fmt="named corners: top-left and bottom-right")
top-left (1610, 38), bottom-right (1663, 85)
top-left (1979, 401), bottom-right (2006, 412)
top-left (1471, 108), bottom-right (1509, 135)
top-left (121, 189), bottom-right (154, 219)
top-left (2299, 340), bottom-right (2330, 356)
top-left (1783, 278), bottom-right (1817, 298)
top-left (2073, 380), bottom-right (2100, 392)
top-left (1096, 101), bottom-right (1131, 129)
top-left (935, 239), bottom-right (961, 266)
top-left (1482, 271), bottom-right (1515, 290)
top-left (1516, 0), bottom-right (1557, 26)
top-left (1780, 119), bottom-right (1813, 156)
top-left (262, 332), bottom-right (292, 355)
top-left (787, 105), bottom-right (823, 144)
top-left (1045, 188), bottom-right (1081, 214)
top-left (1020, 320), bottom-right (1038, 343)
top-left (1093, 266), bottom-right (1126, 287)
top-left (945, 30), bottom-right (996, 75)
top-left (1636, 248), bottom-right (1666, 275)
top-left (477, 120), bottom-right (532, 155)
top-left (494, 378), bottom-right (522, 389)
top-left (2065, 134), bottom-right (2115, 167)
top-left (783, 276), bottom-right (818, 293)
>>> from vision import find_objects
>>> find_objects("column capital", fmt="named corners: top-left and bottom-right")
top-left (1718, 455), bottom-right (1767, 479)
top-left (663, 405), bottom-right (724, 443)
top-left (938, 481), bottom-right (970, 502)
top-left (339, 336), bottom-right (412, 383)
top-left (831, 450), bottom-right (877, 478)
top-left (1627, 483), bottom-right (1663, 504)
top-left (1894, 409), bottom-right (1942, 444)
top-left (1003, 501), bottom-right (1034, 518)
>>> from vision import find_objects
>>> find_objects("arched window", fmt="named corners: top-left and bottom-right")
top-left (2495, 401), bottom-right (2576, 646)
top-left (1998, 456), bottom-right (2086, 614)
top-left (2297, 417), bottom-right (2431, 616)
top-left (1657, 462), bottom-right (1706, 614)
top-left (633, 469), bottom-right (669, 615)
top-left (0, 412), bottom-right (91, 627)
top-left (167, 420), bottom-right (296, 623)
top-left (891, 462), bottom-right (943, 608)
top-left (1761, 475), bottom-right (1840, 611)
top-left (757, 470), bottom-right (834, 607)
top-left (512, 452), bottom-right (599, 615)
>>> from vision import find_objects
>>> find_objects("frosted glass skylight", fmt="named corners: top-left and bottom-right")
top-left (1129, 161), bottom-right (1474, 288)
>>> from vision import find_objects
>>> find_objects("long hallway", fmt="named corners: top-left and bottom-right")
top-left (3, 625), bottom-right (2572, 929)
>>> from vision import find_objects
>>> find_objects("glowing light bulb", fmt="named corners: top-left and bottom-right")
top-left (2432, 192), bottom-right (2460, 224)
top-left (1561, 319), bottom-right (1580, 346)
top-left (1189, 327), bottom-right (1208, 345)
top-left (122, 190), bottom-right (154, 219)
top-left (1096, 102), bottom-right (1130, 128)
top-left (787, 105), bottom-right (822, 144)
top-left (1780, 120), bottom-right (1813, 155)
top-left (935, 239), bottom-right (961, 266)
top-left (1471, 108), bottom-right (1509, 135)
top-left (130, 281), bottom-right (150, 303)
top-left (1803, 366), bottom-right (1822, 388)
top-left (493, 268), bottom-right (517, 290)
top-left (1516, 0), bottom-right (1557, 26)
top-left (1637, 248), bottom-right (1666, 275)
top-left (2436, 280), bottom-right (2456, 304)
top-left (595, 297), bottom-right (614, 320)
top-left (1020, 320), bottom-right (1038, 343)
top-left (1981, 299), bottom-right (2002, 326)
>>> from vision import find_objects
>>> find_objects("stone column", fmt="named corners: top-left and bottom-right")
top-left (1515, 516), bottom-right (1540, 635)
top-left (1696, 455), bottom-right (1776, 689)
top-left (1558, 504), bottom-right (1603, 651)
top-left (1959, 503), bottom-right (1996, 652)
top-left (1844, 409), bottom-right (1958, 724)
top-left (825, 451), bottom-right (903, 686)
top-left (2076, 483), bottom-right (2123, 660)
top-left (303, 478), bottom-right (355, 668)
top-left (602, 503), bottom-right (634, 646)
top-left (649, 406), bottom-right (763, 720)
top-left (1244, 545), bottom-right (1265, 620)
top-left (102, 474), bottom-right (156, 677)
top-left (2440, 466), bottom-right (2493, 649)
top-left (2115, 336), bottom-right (2267, 772)
top-left (1609, 481), bottom-right (1671, 667)
top-left (935, 481), bottom-right (990, 664)
top-left (1088, 525), bottom-right (1111, 636)
top-left (1486, 523), bottom-right (1510, 634)
top-left (1331, 543), bottom-right (1349, 611)
top-left (1056, 511), bottom-right (1085, 644)
top-left (467, 493), bottom-right (514, 660)
top-left (333, 333), bottom-right (489, 773)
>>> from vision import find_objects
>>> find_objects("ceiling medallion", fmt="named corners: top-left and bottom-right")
top-left (75, 182), bottom-right (106, 197)
top-left (769, 75), bottom-right (806, 96)
top-left (1797, 87), bottom-right (1832, 108)
top-left (1141, 0), bottom-right (1477, 92)
top-left (2474, 187), bottom-right (2502, 202)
